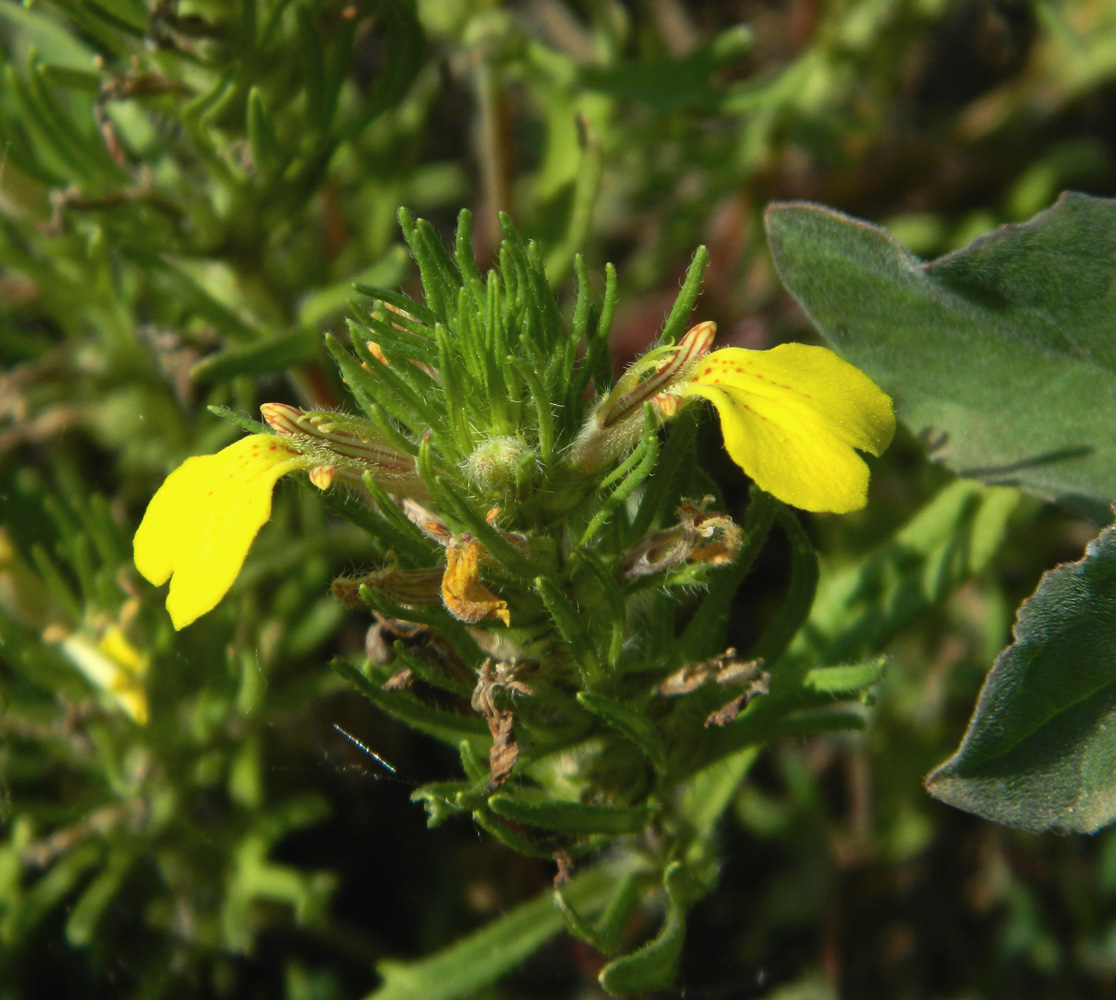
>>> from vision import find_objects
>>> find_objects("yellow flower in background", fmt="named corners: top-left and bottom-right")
top-left (674, 339), bottom-right (895, 513)
top-left (133, 435), bottom-right (312, 629)
top-left (57, 623), bottom-right (150, 724)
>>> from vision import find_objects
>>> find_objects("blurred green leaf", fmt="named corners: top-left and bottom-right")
top-left (805, 657), bottom-right (887, 696)
top-left (247, 85), bottom-right (282, 180)
top-left (580, 25), bottom-right (753, 111)
top-left (190, 325), bottom-right (321, 382)
top-left (793, 480), bottom-right (1023, 665)
top-left (368, 860), bottom-right (635, 1000)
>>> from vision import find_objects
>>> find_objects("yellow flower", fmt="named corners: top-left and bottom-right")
top-left (673, 336), bottom-right (895, 513)
top-left (56, 622), bottom-right (150, 724)
top-left (578, 322), bottom-right (895, 513)
top-left (133, 435), bottom-right (312, 629)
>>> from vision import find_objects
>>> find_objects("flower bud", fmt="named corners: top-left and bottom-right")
top-left (466, 436), bottom-right (537, 497)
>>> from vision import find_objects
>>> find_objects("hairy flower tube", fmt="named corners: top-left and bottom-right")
top-left (575, 323), bottom-right (895, 513)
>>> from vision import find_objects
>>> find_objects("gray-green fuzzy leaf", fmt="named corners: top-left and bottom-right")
top-left (927, 520), bottom-right (1116, 833)
top-left (766, 193), bottom-right (1116, 513)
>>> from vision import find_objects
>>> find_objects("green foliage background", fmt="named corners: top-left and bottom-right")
top-left (4, 1), bottom-right (1116, 998)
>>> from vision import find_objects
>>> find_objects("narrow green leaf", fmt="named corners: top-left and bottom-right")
top-left (349, 331), bottom-right (444, 433)
top-left (680, 486), bottom-right (776, 660)
top-left (805, 657), bottom-right (887, 695)
top-left (206, 405), bottom-right (270, 436)
top-left (247, 86), bottom-right (282, 179)
top-left (65, 847), bottom-right (134, 946)
top-left (508, 354), bottom-right (555, 463)
top-left (12, 843), bottom-right (103, 937)
top-left (598, 862), bottom-right (689, 995)
top-left (694, 707), bottom-right (867, 773)
top-left (190, 326), bottom-right (319, 381)
top-left (570, 262), bottom-right (617, 406)
top-left (452, 208), bottom-right (485, 300)
top-left (657, 246), bottom-right (708, 346)
top-left (356, 472), bottom-right (443, 564)
top-left (432, 476), bottom-right (537, 579)
top-left (488, 793), bottom-right (654, 836)
top-left (469, 809), bottom-right (558, 859)
top-left (351, 585), bottom-right (485, 667)
top-left (296, 5), bottom-right (328, 133)
top-left (352, 285), bottom-right (439, 326)
top-left (346, 0), bottom-right (425, 130)
top-left (628, 411), bottom-right (696, 541)
top-left (751, 502), bottom-right (819, 666)
top-left (80, 0), bottom-right (145, 37)
top-left (458, 740), bottom-right (489, 786)
top-left (577, 692), bottom-right (668, 768)
top-left (793, 480), bottom-right (1021, 665)
top-left (569, 551), bottom-right (626, 667)
top-left (411, 781), bottom-right (482, 827)
top-left (580, 25), bottom-right (752, 111)
top-left (37, 63), bottom-right (101, 93)
top-left (579, 409), bottom-right (660, 545)
top-left (0, 3), bottom-right (98, 68)
top-left (681, 747), bottom-right (761, 847)
top-left (533, 575), bottom-right (601, 686)
top-left (332, 659), bottom-right (487, 748)
top-left (144, 256), bottom-right (257, 341)
top-left (399, 211), bottom-right (462, 326)
top-left (555, 867), bottom-right (648, 955)
top-left (544, 118), bottom-right (603, 287)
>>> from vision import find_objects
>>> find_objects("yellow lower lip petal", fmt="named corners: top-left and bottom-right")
top-left (133, 435), bottom-right (307, 629)
top-left (685, 343), bottom-right (895, 513)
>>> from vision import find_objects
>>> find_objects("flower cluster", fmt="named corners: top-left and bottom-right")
top-left (134, 317), bottom-right (893, 630)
